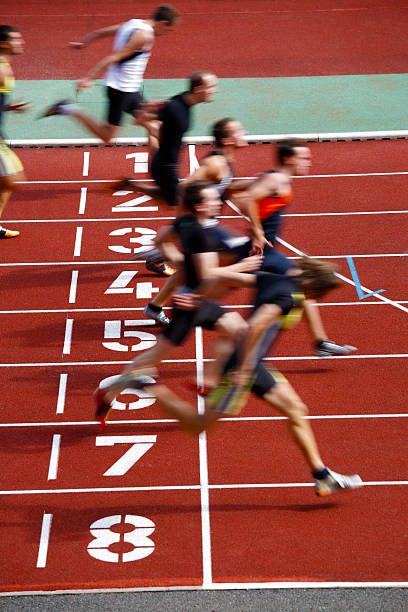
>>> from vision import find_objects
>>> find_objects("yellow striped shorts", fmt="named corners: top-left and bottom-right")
top-left (0, 139), bottom-right (23, 177)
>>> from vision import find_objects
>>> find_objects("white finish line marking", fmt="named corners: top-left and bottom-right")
top-left (36, 513), bottom-right (52, 568)
top-left (82, 152), bottom-right (90, 177)
top-left (56, 374), bottom-right (68, 414)
top-left (78, 187), bottom-right (87, 214)
top-left (62, 319), bottom-right (73, 355)
top-left (73, 227), bottom-right (83, 257)
top-left (68, 270), bottom-right (78, 304)
top-left (47, 434), bottom-right (61, 480)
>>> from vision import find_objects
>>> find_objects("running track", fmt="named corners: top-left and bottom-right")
top-left (0, 140), bottom-right (407, 593)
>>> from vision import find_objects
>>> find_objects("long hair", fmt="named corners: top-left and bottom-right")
top-left (298, 257), bottom-right (341, 299)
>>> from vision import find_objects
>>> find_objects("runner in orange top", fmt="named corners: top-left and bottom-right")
top-left (244, 139), bottom-right (357, 357)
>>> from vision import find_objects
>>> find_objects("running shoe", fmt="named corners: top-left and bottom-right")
top-left (106, 176), bottom-right (135, 193)
top-left (143, 304), bottom-right (170, 325)
top-left (0, 227), bottom-right (20, 239)
top-left (93, 387), bottom-right (112, 428)
top-left (314, 469), bottom-right (363, 497)
top-left (145, 258), bottom-right (176, 277)
top-left (39, 99), bottom-right (71, 118)
top-left (316, 340), bottom-right (357, 357)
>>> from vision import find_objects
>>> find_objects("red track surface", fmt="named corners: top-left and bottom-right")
top-left (5, 1), bottom-right (408, 79)
top-left (0, 141), bottom-right (407, 592)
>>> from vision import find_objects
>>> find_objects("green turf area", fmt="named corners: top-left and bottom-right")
top-left (5, 74), bottom-right (408, 141)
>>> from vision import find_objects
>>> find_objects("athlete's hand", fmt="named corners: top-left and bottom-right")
top-left (236, 254), bottom-right (263, 272)
top-left (69, 41), bottom-right (86, 50)
top-left (76, 77), bottom-right (94, 93)
top-left (250, 234), bottom-right (272, 255)
top-left (7, 101), bottom-right (30, 113)
top-left (172, 293), bottom-right (201, 311)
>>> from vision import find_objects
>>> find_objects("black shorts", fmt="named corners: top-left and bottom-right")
top-left (251, 364), bottom-right (287, 397)
top-left (106, 87), bottom-right (144, 126)
top-left (150, 153), bottom-right (179, 206)
top-left (162, 299), bottom-right (225, 346)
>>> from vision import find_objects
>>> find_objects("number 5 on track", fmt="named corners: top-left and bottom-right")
top-left (95, 435), bottom-right (157, 476)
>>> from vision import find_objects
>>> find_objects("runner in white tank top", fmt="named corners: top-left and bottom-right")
top-left (104, 18), bottom-right (153, 93)
top-left (40, 5), bottom-right (179, 144)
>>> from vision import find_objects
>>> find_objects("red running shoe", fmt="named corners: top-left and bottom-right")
top-left (93, 387), bottom-right (112, 428)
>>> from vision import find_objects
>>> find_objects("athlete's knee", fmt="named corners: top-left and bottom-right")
top-left (217, 312), bottom-right (248, 342)
top-left (287, 398), bottom-right (309, 422)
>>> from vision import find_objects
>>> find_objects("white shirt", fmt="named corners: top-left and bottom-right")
top-left (104, 19), bottom-right (153, 92)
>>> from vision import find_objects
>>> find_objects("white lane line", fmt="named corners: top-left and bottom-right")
top-left (73, 227), bottom-right (83, 257)
top-left (1, 480), bottom-right (407, 496)
top-left (68, 270), bottom-right (78, 304)
top-left (82, 152), bottom-right (90, 177)
top-left (1, 354), bottom-right (408, 368)
top-left (225, 199), bottom-right (408, 316)
top-left (4, 217), bottom-right (178, 223)
top-left (0, 253), bottom-right (407, 268)
top-left (36, 513), bottom-right (53, 568)
top-left (4, 210), bottom-right (408, 224)
top-left (195, 327), bottom-right (213, 587)
top-left (277, 236), bottom-right (408, 315)
top-left (62, 319), bottom-right (73, 355)
top-left (0, 413), bottom-right (407, 428)
top-left (14, 171), bottom-right (408, 185)
top-left (296, 172), bottom-right (408, 178)
top-left (78, 187), bottom-right (87, 214)
top-left (189, 144), bottom-right (200, 174)
top-left (1, 302), bottom-right (408, 315)
top-left (56, 374), bottom-right (68, 414)
top-left (284, 210), bottom-right (408, 217)
top-left (2, 581), bottom-right (408, 596)
top-left (47, 434), bottom-right (61, 480)
top-left (0, 358), bottom-right (198, 367)
top-left (17, 179), bottom-right (156, 185)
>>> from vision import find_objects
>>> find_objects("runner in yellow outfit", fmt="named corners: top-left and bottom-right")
top-left (0, 25), bottom-right (29, 239)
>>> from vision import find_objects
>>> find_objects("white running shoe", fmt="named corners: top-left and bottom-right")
top-left (314, 469), bottom-right (363, 496)
top-left (144, 304), bottom-right (170, 325)
top-left (316, 340), bottom-right (357, 357)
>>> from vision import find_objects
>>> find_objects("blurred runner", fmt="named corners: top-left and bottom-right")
top-left (0, 25), bottom-right (29, 239)
top-left (40, 5), bottom-right (179, 144)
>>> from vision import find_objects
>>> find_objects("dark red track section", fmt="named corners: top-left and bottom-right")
top-left (5, 1), bottom-right (408, 79)
top-left (0, 140), bottom-right (407, 592)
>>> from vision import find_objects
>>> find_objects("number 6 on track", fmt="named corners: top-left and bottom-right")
top-left (95, 435), bottom-right (157, 476)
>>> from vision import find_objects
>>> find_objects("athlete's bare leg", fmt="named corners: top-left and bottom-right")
top-left (103, 336), bottom-right (175, 403)
top-left (149, 269), bottom-right (183, 309)
top-left (68, 110), bottom-right (119, 145)
top-left (0, 171), bottom-right (25, 217)
top-left (262, 381), bottom-right (325, 472)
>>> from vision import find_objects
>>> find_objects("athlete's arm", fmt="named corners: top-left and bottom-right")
top-left (193, 251), bottom-right (262, 296)
top-left (154, 224), bottom-right (184, 264)
top-left (0, 65), bottom-right (5, 88)
top-left (245, 174), bottom-right (281, 253)
top-left (69, 24), bottom-right (123, 49)
top-left (181, 156), bottom-right (226, 191)
top-left (77, 29), bottom-right (154, 90)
